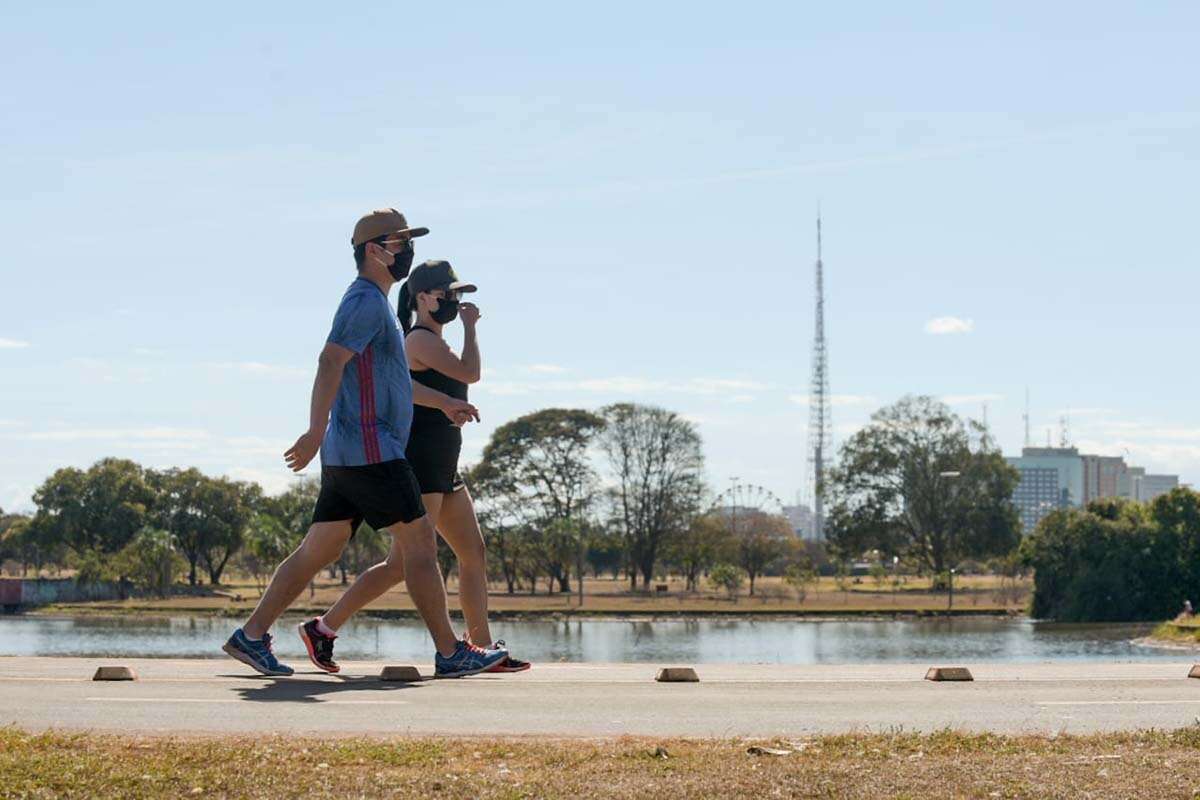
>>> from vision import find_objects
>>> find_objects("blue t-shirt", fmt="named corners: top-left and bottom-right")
top-left (321, 278), bottom-right (413, 467)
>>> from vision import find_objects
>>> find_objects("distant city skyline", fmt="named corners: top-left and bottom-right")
top-left (2, 5), bottom-right (1198, 512)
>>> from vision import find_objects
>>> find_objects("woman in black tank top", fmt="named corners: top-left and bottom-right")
top-left (393, 260), bottom-right (529, 671)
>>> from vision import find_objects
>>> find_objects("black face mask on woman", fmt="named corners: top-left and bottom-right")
top-left (387, 245), bottom-right (415, 281)
top-left (431, 298), bottom-right (459, 324)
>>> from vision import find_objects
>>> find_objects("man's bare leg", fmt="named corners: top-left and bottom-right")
top-left (242, 521), bottom-right (352, 640)
top-left (322, 496), bottom-right (443, 631)
top-left (322, 512), bottom-right (458, 656)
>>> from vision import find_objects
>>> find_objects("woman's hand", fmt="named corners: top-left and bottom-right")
top-left (459, 302), bottom-right (481, 327)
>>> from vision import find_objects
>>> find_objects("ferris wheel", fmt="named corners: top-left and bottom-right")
top-left (711, 479), bottom-right (787, 536)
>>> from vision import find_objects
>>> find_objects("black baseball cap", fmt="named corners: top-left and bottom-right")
top-left (406, 259), bottom-right (477, 295)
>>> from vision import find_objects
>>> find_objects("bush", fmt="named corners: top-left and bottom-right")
top-left (708, 563), bottom-right (744, 600)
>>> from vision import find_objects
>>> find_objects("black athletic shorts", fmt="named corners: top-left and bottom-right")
top-left (405, 426), bottom-right (465, 495)
top-left (311, 459), bottom-right (426, 534)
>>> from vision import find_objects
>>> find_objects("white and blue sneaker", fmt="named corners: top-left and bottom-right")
top-left (434, 638), bottom-right (508, 678)
top-left (222, 628), bottom-right (294, 676)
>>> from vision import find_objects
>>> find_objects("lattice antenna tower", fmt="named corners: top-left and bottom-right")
top-left (808, 214), bottom-right (833, 541)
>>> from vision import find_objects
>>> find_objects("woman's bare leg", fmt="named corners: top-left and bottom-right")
top-left (435, 486), bottom-right (493, 646)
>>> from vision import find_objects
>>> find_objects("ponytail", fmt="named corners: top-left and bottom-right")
top-left (397, 281), bottom-right (414, 333)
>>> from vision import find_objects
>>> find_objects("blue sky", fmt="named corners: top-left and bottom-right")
top-left (2, 2), bottom-right (1198, 512)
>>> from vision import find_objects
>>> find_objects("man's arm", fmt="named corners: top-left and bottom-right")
top-left (412, 381), bottom-right (481, 425)
top-left (284, 342), bottom-right (355, 472)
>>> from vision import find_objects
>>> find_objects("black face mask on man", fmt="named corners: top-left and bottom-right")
top-left (386, 244), bottom-right (415, 281)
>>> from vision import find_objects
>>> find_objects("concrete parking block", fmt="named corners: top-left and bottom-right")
top-left (92, 666), bottom-right (137, 681)
top-left (655, 667), bottom-right (699, 682)
top-left (925, 667), bottom-right (973, 682)
top-left (1189, 665), bottom-right (1200, 679)
top-left (379, 665), bottom-right (423, 682)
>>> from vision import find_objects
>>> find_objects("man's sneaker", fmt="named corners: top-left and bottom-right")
top-left (222, 628), bottom-right (294, 677)
top-left (485, 640), bottom-right (531, 673)
top-left (298, 618), bottom-right (339, 673)
top-left (434, 638), bottom-right (508, 678)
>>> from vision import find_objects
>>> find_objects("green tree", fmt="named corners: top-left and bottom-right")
top-left (238, 512), bottom-right (295, 592)
top-left (826, 395), bottom-right (1021, 577)
top-left (784, 555), bottom-right (818, 602)
top-left (150, 469), bottom-right (254, 585)
top-left (708, 563), bottom-right (744, 600)
top-left (32, 458), bottom-right (154, 555)
top-left (598, 403), bottom-right (705, 591)
top-left (475, 408), bottom-right (605, 593)
top-left (114, 527), bottom-right (187, 597)
top-left (668, 512), bottom-right (734, 592)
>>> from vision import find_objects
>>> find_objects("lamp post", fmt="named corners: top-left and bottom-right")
top-left (939, 471), bottom-right (962, 615)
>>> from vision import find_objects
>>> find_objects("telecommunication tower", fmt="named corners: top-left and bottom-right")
top-left (808, 215), bottom-right (833, 541)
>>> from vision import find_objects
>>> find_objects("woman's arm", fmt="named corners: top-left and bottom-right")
top-left (407, 305), bottom-right (482, 383)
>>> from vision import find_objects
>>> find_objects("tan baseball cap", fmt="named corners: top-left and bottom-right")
top-left (351, 208), bottom-right (430, 247)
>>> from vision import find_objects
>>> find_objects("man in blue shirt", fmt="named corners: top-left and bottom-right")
top-left (223, 208), bottom-right (507, 678)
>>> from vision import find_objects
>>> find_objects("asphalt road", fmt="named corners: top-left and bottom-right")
top-left (3, 657), bottom-right (1200, 737)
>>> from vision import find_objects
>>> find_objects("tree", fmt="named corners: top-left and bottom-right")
top-left (239, 512), bottom-right (295, 592)
top-left (598, 403), bottom-right (705, 590)
top-left (1020, 492), bottom-right (1197, 622)
top-left (733, 509), bottom-right (791, 596)
top-left (32, 459), bottom-right (154, 555)
top-left (668, 512), bottom-right (734, 592)
top-left (708, 563), bottom-right (744, 600)
top-left (150, 469), bottom-right (254, 585)
top-left (784, 555), bottom-right (818, 602)
top-left (115, 527), bottom-right (187, 597)
top-left (826, 395), bottom-right (1021, 578)
top-left (475, 408), bottom-right (605, 593)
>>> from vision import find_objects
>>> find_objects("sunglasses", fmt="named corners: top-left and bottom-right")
top-left (428, 288), bottom-right (463, 301)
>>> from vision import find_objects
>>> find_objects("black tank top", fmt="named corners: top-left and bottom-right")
top-left (406, 325), bottom-right (468, 434)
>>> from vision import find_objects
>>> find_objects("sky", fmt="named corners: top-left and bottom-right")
top-left (2, 2), bottom-right (1198, 513)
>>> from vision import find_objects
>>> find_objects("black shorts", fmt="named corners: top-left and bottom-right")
top-left (312, 459), bottom-right (426, 534)
top-left (405, 426), bottom-right (465, 495)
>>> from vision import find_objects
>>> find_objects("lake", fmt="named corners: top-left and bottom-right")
top-left (1, 614), bottom-right (1190, 663)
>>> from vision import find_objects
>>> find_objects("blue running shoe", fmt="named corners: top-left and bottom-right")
top-left (434, 638), bottom-right (508, 678)
top-left (222, 628), bottom-right (294, 676)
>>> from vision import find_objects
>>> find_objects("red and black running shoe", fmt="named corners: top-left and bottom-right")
top-left (485, 640), bottom-right (531, 673)
top-left (298, 618), bottom-right (339, 673)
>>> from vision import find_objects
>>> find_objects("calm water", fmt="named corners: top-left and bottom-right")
top-left (1, 614), bottom-right (1190, 663)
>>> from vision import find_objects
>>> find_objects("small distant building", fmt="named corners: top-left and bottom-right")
top-left (1006, 447), bottom-right (1084, 533)
top-left (782, 504), bottom-right (815, 539)
top-left (1081, 454), bottom-right (1127, 504)
top-left (1119, 467), bottom-right (1179, 502)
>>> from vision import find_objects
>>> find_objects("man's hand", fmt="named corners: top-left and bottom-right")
top-left (459, 302), bottom-right (481, 327)
top-left (284, 429), bottom-right (322, 472)
top-left (443, 397), bottom-right (480, 425)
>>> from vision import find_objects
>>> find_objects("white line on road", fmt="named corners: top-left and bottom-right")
top-left (1037, 700), bottom-right (1200, 706)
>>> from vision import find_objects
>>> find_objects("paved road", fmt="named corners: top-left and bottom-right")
top-left (3, 657), bottom-right (1199, 737)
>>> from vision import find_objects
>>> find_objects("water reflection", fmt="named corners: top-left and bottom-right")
top-left (0, 614), bottom-right (1184, 664)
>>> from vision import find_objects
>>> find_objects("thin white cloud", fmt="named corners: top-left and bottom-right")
top-left (477, 375), bottom-right (771, 397)
top-left (941, 393), bottom-right (1003, 405)
top-left (0, 338), bottom-right (30, 349)
top-left (133, 347), bottom-right (165, 357)
top-left (789, 393), bottom-right (877, 408)
top-left (925, 316), bottom-right (975, 335)
top-left (11, 426), bottom-right (211, 443)
top-left (521, 364), bottom-right (568, 375)
top-left (214, 361), bottom-right (309, 380)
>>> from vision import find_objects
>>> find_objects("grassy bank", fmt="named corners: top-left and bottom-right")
top-left (3, 727), bottom-right (1199, 799)
top-left (1151, 618), bottom-right (1200, 645)
top-left (31, 574), bottom-right (1030, 618)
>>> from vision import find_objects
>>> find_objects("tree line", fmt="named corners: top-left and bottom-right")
top-left (0, 403), bottom-right (811, 598)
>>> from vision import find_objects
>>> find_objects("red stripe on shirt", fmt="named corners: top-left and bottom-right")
top-left (356, 347), bottom-right (381, 464)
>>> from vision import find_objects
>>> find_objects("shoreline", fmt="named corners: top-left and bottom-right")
top-left (14, 604), bottom-right (1026, 622)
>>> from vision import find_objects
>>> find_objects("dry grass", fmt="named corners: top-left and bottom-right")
top-left (40, 574), bottom-right (1030, 618)
top-left (3, 727), bottom-right (1200, 799)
